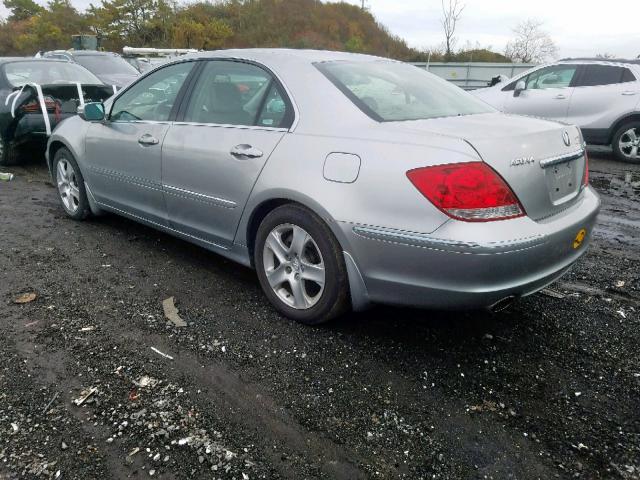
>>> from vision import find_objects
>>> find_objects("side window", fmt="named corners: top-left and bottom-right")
top-left (502, 80), bottom-right (517, 92)
top-left (110, 61), bottom-right (194, 122)
top-left (577, 65), bottom-right (628, 87)
top-left (622, 68), bottom-right (636, 83)
top-left (256, 83), bottom-right (288, 127)
top-left (525, 66), bottom-right (577, 90)
top-left (183, 60), bottom-right (291, 128)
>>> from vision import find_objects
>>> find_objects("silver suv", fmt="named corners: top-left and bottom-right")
top-left (473, 59), bottom-right (640, 162)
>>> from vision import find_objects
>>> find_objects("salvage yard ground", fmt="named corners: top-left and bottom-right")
top-left (0, 151), bottom-right (639, 479)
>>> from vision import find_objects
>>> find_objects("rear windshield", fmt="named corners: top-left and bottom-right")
top-left (316, 60), bottom-right (493, 122)
top-left (3, 61), bottom-right (102, 87)
top-left (74, 55), bottom-right (139, 76)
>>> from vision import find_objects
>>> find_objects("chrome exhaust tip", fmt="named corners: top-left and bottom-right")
top-left (489, 296), bottom-right (516, 313)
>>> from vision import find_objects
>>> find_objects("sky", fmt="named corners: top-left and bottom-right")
top-left (346, 0), bottom-right (640, 59)
top-left (1, 0), bottom-right (638, 60)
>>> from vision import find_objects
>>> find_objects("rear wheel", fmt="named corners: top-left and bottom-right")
top-left (0, 137), bottom-right (19, 166)
top-left (54, 147), bottom-right (90, 220)
top-left (254, 204), bottom-right (350, 325)
top-left (612, 122), bottom-right (640, 163)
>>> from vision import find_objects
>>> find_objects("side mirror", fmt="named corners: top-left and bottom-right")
top-left (514, 80), bottom-right (526, 97)
top-left (78, 102), bottom-right (105, 122)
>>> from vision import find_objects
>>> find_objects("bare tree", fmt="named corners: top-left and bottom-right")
top-left (505, 19), bottom-right (557, 63)
top-left (441, 0), bottom-right (464, 59)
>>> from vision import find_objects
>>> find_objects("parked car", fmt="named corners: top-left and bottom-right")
top-left (0, 57), bottom-right (115, 166)
top-left (472, 59), bottom-right (640, 163)
top-left (40, 50), bottom-right (139, 88)
top-left (46, 49), bottom-right (600, 324)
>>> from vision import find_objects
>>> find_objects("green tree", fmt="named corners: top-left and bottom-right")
top-left (344, 36), bottom-right (364, 52)
top-left (172, 18), bottom-right (232, 50)
top-left (3, 0), bottom-right (44, 21)
top-left (0, 0), bottom-right (511, 62)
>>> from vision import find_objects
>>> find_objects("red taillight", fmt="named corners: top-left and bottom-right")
top-left (406, 162), bottom-right (525, 222)
top-left (582, 151), bottom-right (589, 186)
top-left (19, 97), bottom-right (57, 113)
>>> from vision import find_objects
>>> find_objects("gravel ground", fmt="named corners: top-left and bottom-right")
top-left (0, 149), bottom-right (638, 480)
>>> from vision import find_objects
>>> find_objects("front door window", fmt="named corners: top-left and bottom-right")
top-left (110, 61), bottom-right (195, 122)
top-left (524, 66), bottom-right (577, 90)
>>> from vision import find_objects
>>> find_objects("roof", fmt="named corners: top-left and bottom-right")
top-left (68, 50), bottom-right (121, 57)
top-left (43, 50), bottom-right (122, 58)
top-left (559, 57), bottom-right (640, 66)
top-left (187, 48), bottom-right (388, 65)
top-left (0, 57), bottom-right (72, 64)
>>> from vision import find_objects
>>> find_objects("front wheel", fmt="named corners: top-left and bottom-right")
top-left (254, 204), bottom-right (351, 325)
top-left (612, 122), bottom-right (640, 163)
top-left (53, 147), bottom-right (90, 220)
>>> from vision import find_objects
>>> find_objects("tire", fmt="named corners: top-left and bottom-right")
top-left (0, 137), bottom-right (19, 166)
top-left (53, 147), bottom-right (90, 220)
top-left (254, 204), bottom-right (351, 325)
top-left (612, 121), bottom-right (640, 163)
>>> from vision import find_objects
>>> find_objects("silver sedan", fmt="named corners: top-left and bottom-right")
top-left (46, 49), bottom-right (600, 324)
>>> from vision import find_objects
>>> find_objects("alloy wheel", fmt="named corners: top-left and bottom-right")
top-left (262, 223), bottom-right (325, 310)
top-left (56, 158), bottom-right (80, 214)
top-left (619, 127), bottom-right (640, 160)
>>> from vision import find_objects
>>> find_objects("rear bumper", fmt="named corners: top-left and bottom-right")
top-left (9, 113), bottom-right (75, 154)
top-left (340, 187), bottom-right (601, 310)
top-left (14, 113), bottom-right (74, 140)
top-left (11, 132), bottom-right (48, 151)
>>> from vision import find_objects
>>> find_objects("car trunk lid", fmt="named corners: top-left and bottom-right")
top-left (385, 112), bottom-right (587, 221)
top-left (11, 83), bottom-right (114, 136)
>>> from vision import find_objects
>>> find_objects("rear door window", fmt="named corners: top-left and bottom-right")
top-left (182, 60), bottom-right (293, 128)
top-left (622, 68), bottom-right (637, 83)
top-left (256, 83), bottom-right (289, 128)
top-left (576, 65), bottom-right (632, 87)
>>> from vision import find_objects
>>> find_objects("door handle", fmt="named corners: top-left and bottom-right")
top-left (553, 94), bottom-right (567, 100)
top-left (230, 144), bottom-right (263, 159)
top-left (622, 91), bottom-right (638, 96)
top-left (138, 134), bottom-right (159, 146)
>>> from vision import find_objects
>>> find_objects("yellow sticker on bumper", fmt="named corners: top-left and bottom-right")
top-left (573, 229), bottom-right (587, 249)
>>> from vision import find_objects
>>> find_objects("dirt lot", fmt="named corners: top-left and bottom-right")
top-left (0, 149), bottom-right (638, 480)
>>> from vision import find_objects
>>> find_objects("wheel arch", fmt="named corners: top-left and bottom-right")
top-left (241, 192), bottom-right (352, 267)
top-left (240, 192), bottom-right (370, 312)
top-left (47, 140), bottom-right (68, 173)
top-left (608, 113), bottom-right (640, 144)
top-left (244, 197), bottom-right (291, 266)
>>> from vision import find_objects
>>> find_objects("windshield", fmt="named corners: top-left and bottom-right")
top-left (3, 61), bottom-right (102, 87)
top-left (75, 55), bottom-right (139, 76)
top-left (316, 60), bottom-right (493, 122)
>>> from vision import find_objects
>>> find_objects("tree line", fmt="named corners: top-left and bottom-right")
top-left (0, 0), bottom-right (413, 58)
top-left (0, 0), bottom-right (562, 63)
top-left (0, 0), bottom-right (518, 62)
top-left (439, 0), bottom-right (557, 63)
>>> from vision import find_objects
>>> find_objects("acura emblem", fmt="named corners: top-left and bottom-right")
top-left (562, 131), bottom-right (571, 147)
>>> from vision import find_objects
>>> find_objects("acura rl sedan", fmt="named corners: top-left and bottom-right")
top-left (46, 49), bottom-right (600, 325)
